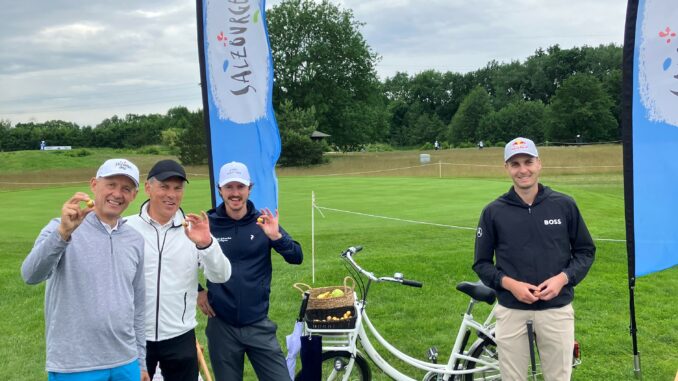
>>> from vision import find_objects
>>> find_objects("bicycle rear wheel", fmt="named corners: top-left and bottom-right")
top-left (295, 350), bottom-right (371, 381)
top-left (463, 339), bottom-right (502, 381)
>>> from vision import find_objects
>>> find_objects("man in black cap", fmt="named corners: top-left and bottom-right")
top-left (126, 159), bottom-right (231, 380)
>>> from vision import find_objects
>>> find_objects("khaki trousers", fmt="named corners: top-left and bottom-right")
top-left (494, 303), bottom-right (575, 381)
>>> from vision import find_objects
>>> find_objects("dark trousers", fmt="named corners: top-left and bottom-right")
top-left (206, 316), bottom-right (289, 381)
top-left (146, 329), bottom-right (198, 381)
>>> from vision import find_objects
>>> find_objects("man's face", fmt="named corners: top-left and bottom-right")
top-left (505, 154), bottom-right (541, 191)
top-left (218, 181), bottom-right (251, 214)
top-left (90, 175), bottom-right (138, 220)
top-left (145, 177), bottom-right (184, 223)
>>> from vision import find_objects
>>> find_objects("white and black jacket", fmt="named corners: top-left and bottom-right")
top-left (126, 201), bottom-right (231, 341)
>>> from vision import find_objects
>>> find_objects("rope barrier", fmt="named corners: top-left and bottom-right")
top-left (315, 205), bottom-right (625, 243)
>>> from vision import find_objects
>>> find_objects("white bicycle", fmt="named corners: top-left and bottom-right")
top-left (295, 246), bottom-right (581, 381)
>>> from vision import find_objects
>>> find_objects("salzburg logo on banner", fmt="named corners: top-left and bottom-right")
top-left (199, 0), bottom-right (281, 211)
top-left (206, 0), bottom-right (269, 123)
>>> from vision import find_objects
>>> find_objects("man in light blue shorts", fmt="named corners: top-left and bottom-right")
top-left (22, 159), bottom-right (150, 381)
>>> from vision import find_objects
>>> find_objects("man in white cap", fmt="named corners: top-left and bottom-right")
top-left (126, 159), bottom-right (231, 381)
top-left (197, 161), bottom-right (303, 381)
top-left (473, 138), bottom-right (595, 380)
top-left (22, 158), bottom-right (150, 381)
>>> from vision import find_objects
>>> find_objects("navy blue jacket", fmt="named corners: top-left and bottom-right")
top-left (207, 200), bottom-right (303, 327)
top-left (473, 185), bottom-right (595, 310)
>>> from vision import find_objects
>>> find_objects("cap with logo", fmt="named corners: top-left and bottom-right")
top-left (96, 158), bottom-right (140, 187)
top-left (504, 137), bottom-right (539, 162)
top-left (218, 161), bottom-right (251, 187)
top-left (147, 159), bottom-right (188, 183)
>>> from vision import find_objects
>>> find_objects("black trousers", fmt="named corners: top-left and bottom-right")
top-left (146, 329), bottom-right (198, 381)
top-left (206, 317), bottom-right (289, 381)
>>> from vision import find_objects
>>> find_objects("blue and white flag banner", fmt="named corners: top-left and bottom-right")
top-left (197, 0), bottom-right (280, 211)
top-left (623, 0), bottom-right (678, 276)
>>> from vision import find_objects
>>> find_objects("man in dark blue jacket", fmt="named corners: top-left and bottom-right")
top-left (198, 161), bottom-right (303, 381)
top-left (473, 137), bottom-right (595, 381)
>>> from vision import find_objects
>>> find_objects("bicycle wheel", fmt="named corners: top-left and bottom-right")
top-left (463, 339), bottom-right (501, 381)
top-left (295, 350), bottom-right (372, 381)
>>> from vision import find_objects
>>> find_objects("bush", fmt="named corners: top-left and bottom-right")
top-left (279, 130), bottom-right (328, 166)
top-left (137, 146), bottom-right (161, 155)
top-left (419, 142), bottom-right (434, 151)
top-left (64, 148), bottom-right (92, 157)
top-left (364, 143), bottom-right (394, 152)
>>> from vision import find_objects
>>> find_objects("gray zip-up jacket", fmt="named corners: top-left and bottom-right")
top-left (21, 212), bottom-right (146, 373)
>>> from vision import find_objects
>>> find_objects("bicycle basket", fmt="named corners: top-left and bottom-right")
top-left (293, 276), bottom-right (355, 311)
top-left (304, 305), bottom-right (357, 330)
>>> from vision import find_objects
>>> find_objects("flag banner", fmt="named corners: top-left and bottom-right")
top-left (197, 0), bottom-right (280, 210)
top-left (623, 0), bottom-right (678, 276)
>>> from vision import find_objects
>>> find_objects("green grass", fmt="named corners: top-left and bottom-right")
top-left (1, 147), bottom-right (676, 380)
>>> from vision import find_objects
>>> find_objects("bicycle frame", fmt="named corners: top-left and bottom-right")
top-left (303, 249), bottom-right (501, 381)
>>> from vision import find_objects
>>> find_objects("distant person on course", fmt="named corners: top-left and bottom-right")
top-left (126, 159), bottom-right (231, 380)
top-left (197, 161), bottom-right (303, 381)
top-left (473, 137), bottom-right (595, 381)
top-left (22, 158), bottom-right (149, 381)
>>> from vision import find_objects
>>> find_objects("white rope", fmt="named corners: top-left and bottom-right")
top-left (316, 205), bottom-right (625, 242)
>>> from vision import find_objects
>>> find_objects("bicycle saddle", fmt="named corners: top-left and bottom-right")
top-left (456, 281), bottom-right (496, 305)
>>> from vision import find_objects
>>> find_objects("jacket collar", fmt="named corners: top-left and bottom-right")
top-left (502, 184), bottom-right (551, 207)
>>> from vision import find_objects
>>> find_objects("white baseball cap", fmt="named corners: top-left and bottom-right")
top-left (504, 137), bottom-right (539, 162)
top-left (96, 158), bottom-right (140, 187)
top-left (218, 161), bottom-right (251, 187)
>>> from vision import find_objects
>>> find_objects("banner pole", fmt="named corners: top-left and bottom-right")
top-left (311, 191), bottom-right (315, 284)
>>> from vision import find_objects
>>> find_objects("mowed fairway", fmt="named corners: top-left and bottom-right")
top-left (1, 145), bottom-right (676, 380)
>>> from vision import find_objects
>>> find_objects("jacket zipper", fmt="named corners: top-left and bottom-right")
top-left (152, 225), bottom-right (170, 341)
top-left (181, 292), bottom-right (187, 324)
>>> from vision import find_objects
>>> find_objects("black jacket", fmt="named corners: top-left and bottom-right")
top-left (207, 200), bottom-right (303, 326)
top-left (473, 185), bottom-right (595, 310)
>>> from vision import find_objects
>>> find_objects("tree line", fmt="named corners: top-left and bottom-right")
top-left (1, 0), bottom-right (622, 165)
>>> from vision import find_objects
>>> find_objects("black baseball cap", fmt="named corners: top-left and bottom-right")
top-left (147, 159), bottom-right (188, 183)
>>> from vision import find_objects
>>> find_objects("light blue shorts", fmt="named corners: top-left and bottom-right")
top-left (48, 360), bottom-right (140, 381)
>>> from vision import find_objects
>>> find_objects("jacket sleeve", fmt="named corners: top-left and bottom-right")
top-left (198, 235), bottom-right (232, 283)
top-left (472, 207), bottom-right (504, 289)
top-left (132, 244), bottom-right (146, 371)
top-left (21, 219), bottom-right (68, 285)
top-left (563, 202), bottom-right (596, 286)
top-left (271, 226), bottom-right (303, 265)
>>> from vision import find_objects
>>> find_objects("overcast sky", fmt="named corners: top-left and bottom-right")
top-left (0, 0), bottom-right (627, 127)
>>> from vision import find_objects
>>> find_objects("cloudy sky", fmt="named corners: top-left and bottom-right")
top-left (0, 0), bottom-right (627, 127)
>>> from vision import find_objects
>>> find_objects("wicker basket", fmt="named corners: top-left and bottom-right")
top-left (305, 305), bottom-right (357, 330)
top-left (293, 276), bottom-right (355, 311)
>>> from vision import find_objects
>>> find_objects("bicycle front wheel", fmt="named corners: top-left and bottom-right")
top-left (463, 339), bottom-right (501, 381)
top-left (295, 350), bottom-right (372, 381)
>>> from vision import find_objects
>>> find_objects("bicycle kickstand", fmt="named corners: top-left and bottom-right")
top-left (526, 320), bottom-right (538, 381)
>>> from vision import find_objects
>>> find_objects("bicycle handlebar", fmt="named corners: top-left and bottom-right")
top-left (341, 245), bottom-right (423, 288)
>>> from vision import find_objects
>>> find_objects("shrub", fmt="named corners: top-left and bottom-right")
top-left (64, 148), bottom-right (92, 157)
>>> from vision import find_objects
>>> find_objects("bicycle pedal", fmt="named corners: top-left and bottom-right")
top-left (427, 346), bottom-right (439, 363)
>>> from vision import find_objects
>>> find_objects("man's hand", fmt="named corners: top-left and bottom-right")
top-left (534, 272), bottom-right (568, 301)
top-left (183, 211), bottom-right (212, 248)
top-left (256, 208), bottom-right (282, 241)
top-left (58, 192), bottom-right (94, 241)
top-left (197, 290), bottom-right (215, 318)
top-left (141, 370), bottom-right (150, 381)
top-left (501, 276), bottom-right (540, 304)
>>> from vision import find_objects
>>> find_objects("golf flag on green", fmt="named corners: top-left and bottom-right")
top-left (196, 0), bottom-right (281, 210)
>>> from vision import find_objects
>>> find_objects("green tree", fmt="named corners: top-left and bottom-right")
top-left (479, 101), bottom-right (546, 144)
top-left (546, 74), bottom-right (618, 143)
top-left (276, 100), bottom-right (327, 166)
top-left (178, 110), bottom-right (208, 165)
top-left (267, 0), bottom-right (384, 149)
top-left (448, 86), bottom-right (493, 145)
